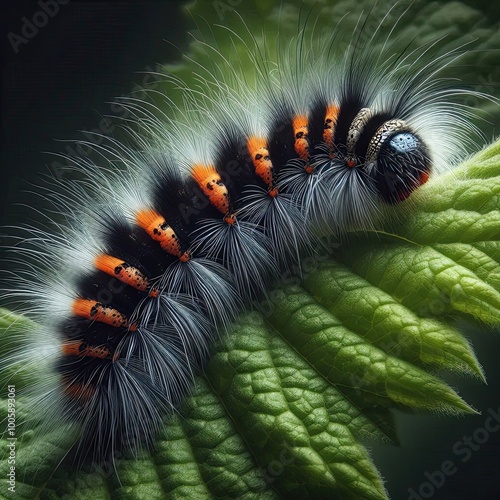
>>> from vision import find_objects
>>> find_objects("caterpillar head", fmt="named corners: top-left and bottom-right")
top-left (338, 107), bottom-right (432, 204)
top-left (302, 103), bottom-right (435, 235)
top-left (368, 128), bottom-right (432, 205)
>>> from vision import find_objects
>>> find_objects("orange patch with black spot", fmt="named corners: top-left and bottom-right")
top-left (95, 254), bottom-right (150, 292)
top-left (247, 136), bottom-right (274, 190)
top-left (292, 114), bottom-right (310, 161)
top-left (192, 164), bottom-right (233, 218)
top-left (62, 340), bottom-right (111, 359)
top-left (136, 209), bottom-right (188, 261)
top-left (323, 104), bottom-right (340, 147)
top-left (72, 298), bottom-right (136, 330)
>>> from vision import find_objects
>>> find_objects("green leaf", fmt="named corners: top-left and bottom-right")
top-left (263, 284), bottom-right (475, 414)
top-left (205, 313), bottom-right (387, 499)
top-left (302, 260), bottom-right (484, 379)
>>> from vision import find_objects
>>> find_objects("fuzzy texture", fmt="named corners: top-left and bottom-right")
top-left (0, 6), bottom-right (487, 467)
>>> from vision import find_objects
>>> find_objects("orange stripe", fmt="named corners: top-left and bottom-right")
top-left (95, 254), bottom-right (150, 292)
top-left (72, 298), bottom-right (136, 331)
top-left (136, 209), bottom-right (189, 261)
top-left (247, 136), bottom-right (275, 190)
top-left (62, 340), bottom-right (111, 359)
top-left (292, 114), bottom-right (310, 161)
top-left (192, 164), bottom-right (232, 215)
top-left (323, 104), bottom-right (340, 147)
top-left (61, 376), bottom-right (94, 402)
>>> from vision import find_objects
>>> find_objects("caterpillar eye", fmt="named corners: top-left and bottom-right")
top-left (373, 132), bottom-right (431, 204)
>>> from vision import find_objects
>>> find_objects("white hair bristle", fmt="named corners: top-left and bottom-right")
top-left (0, 4), bottom-right (491, 473)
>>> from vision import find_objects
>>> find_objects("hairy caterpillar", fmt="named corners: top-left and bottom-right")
top-left (0, 1), bottom-right (490, 477)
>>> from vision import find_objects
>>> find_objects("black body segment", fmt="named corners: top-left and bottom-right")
top-left (56, 72), bottom-right (434, 464)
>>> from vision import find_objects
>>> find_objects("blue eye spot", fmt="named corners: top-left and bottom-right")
top-left (389, 133), bottom-right (419, 153)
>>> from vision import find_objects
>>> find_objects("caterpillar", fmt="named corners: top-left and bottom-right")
top-left (1, 1), bottom-right (488, 474)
